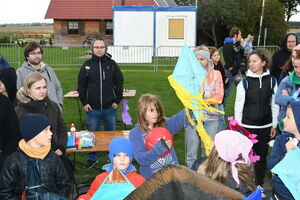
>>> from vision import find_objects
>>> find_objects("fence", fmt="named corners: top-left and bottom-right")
top-left (0, 44), bottom-right (280, 71)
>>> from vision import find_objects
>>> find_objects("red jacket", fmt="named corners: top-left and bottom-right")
top-left (78, 171), bottom-right (146, 200)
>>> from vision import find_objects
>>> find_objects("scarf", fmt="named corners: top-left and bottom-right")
top-left (289, 71), bottom-right (300, 85)
top-left (19, 139), bottom-right (51, 160)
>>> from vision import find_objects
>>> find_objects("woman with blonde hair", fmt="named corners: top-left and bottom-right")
top-left (197, 130), bottom-right (256, 196)
top-left (15, 72), bottom-right (73, 180)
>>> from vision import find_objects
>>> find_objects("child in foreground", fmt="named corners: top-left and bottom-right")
top-left (197, 130), bottom-right (256, 196)
top-left (129, 94), bottom-right (186, 179)
top-left (78, 137), bottom-right (145, 200)
top-left (0, 113), bottom-right (71, 199)
top-left (268, 99), bottom-right (300, 200)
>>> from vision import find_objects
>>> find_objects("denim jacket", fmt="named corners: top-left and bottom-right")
top-left (275, 76), bottom-right (298, 121)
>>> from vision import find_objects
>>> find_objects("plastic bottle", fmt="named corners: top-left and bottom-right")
top-left (70, 123), bottom-right (76, 135)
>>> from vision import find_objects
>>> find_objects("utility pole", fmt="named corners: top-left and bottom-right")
top-left (257, 0), bottom-right (265, 46)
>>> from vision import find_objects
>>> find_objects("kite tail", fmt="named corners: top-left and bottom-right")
top-left (196, 123), bottom-right (213, 156)
top-left (169, 76), bottom-right (214, 156)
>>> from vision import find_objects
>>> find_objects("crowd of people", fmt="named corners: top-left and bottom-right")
top-left (0, 27), bottom-right (299, 199)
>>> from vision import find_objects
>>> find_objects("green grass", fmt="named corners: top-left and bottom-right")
top-left (55, 66), bottom-right (237, 183)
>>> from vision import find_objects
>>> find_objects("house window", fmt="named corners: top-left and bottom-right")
top-left (68, 21), bottom-right (79, 34)
top-left (168, 18), bottom-right (184, 39)
top-left (105, 21), bottom-right (113, 35)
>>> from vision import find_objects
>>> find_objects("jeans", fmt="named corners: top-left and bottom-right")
top-left (86, 108), bottom-right (117, 161)
top-left (185, 119), bottom-right (218, 168)
top-left (217, 104), bottom-right (227, 132)
top-left (223, 70), bottom-right (242, 108)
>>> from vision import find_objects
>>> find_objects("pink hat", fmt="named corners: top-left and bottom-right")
top-left (293, 44), bottom-right (300, 51)
top-left (214, 130), bottom-right (253, 185)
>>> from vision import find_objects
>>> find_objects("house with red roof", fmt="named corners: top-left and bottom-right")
top-left (45, 0), bottom-right (177, 45)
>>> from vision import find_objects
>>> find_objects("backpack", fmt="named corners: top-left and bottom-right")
top-left (242, 76), bottom-right (277, 95)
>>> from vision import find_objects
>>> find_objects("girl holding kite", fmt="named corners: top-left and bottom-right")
top-left (185, 49), bottom-right (224, 168)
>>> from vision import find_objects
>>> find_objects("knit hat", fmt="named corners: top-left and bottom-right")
top-left (0, 67), bottom-right (17, 102)
top-left (214, 130), bottom-right (253, 185)
top-left (19, 113), bottom-right (51, 142)
top-left (108, 137), bottom-right (133, 162)
top-left (194, 50), bottom-right (214, 68)
top-left (290, 98), bottom-right (300, 133)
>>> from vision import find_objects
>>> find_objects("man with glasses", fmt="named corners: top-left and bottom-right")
top-left (77, 38), bottom-right (124, 168)
top-left (16, 41), bottom-right (63, 109)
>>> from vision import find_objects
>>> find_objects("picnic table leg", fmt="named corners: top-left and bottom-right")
top-left (77, 98), bottom-right (85, 129)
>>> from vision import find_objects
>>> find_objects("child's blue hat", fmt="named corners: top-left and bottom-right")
top-left (19, 113), bottom-right (51, 142)
top-left (291, 98), bottom-right (300, 133)
top-left (108, 137), bottom-right (133, 162)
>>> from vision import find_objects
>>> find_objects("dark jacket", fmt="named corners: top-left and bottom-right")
top-left (235, 70), bottom-right (279, 129)
top-left (15, 88), bottom-right (67, 153)
top-left (271, 48), bottom-right (291, 81)
top-left (0, 148), bottom-right (71, 199)
top-left (0, 67), bottom-right (17, 104)
top-left (0, 56), bottom-right (11, 70)
top-left (0, 94), bottom-right (21, 171)
top-left (77, 53), bottom-right (124, 110)
top-left (242, 74), bottom-right (273, 126)
top-left (223, 37), bottom-right (244, 75)
top-left (268, 132), bottom-right (297, 200)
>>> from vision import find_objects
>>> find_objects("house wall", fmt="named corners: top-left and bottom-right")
top-left (114, 11), bottom-right (154, 46)
top-left (156, 11), bottom-right (196, 47)
top-left (53, 20), bottom-right (112, 45)
top-left (113, 6), bottom-right (196, 59)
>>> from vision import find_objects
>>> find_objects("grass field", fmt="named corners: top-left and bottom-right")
top-left (0, 25), bottom-right (53, 39)
top-left (53, 65), bottom-right (237, 184)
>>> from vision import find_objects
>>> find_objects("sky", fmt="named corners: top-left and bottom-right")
top-left (1, 0), bottom-right (300, 24)
top-left (0, 0), bottom-right (53, 24)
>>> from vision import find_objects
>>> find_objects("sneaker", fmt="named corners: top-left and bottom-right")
top-left (84, 160), bottom-right (98, 169)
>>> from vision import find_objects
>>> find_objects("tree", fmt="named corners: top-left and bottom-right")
top-left (175, 0), bottom-right (196, 6)
top-left (278, 0), bottom-right (300, 22)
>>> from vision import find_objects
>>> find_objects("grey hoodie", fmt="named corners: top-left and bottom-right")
top-left (16, 61), bottom-right (63, 108)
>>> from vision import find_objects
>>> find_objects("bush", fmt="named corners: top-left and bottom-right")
top-left (0, 37), bottom-right (11, 43)
top-left (16, 40), bottom-right (29, 48)
top-left (39, 39), bottom-right (47, 45)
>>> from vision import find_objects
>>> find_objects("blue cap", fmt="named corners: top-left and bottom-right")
top-left (108, 137), bottom-right (133, 162)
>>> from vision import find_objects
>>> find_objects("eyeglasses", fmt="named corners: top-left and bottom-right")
top-left (29, 51), bottom-right (42, 56)
top-left (93, 46), bottom-right (106, 49)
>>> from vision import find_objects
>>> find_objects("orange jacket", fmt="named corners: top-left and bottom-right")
top-left (78, 171), bottom-right (146, 200)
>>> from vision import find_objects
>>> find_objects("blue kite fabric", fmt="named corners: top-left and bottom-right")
top-left (243, 187), bottom-right (262, 200)
top-left (271, 146), bottom-right (300, 199)
top-left (168, 44), bottom-right (223, 155)
top-left (91, 167), bottom-right (136, 200)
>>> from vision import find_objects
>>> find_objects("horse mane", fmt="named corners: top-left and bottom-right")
top-left (126, 165), bottom-right (245, 200)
